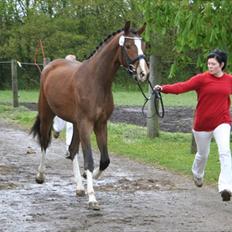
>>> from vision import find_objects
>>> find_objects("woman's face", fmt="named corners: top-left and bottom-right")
top-left (207, 58), bottom-right (224, 76)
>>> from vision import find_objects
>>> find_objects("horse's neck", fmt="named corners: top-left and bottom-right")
top-left (89, 37), bottom-right (120, 85)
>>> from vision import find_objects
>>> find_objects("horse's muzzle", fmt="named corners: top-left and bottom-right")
top-left (137, 67), bottom-right (149, 82)
top-left (136, 59), bottom-right (149, 82)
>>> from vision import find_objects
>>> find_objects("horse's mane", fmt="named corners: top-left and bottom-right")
top-left (85, 27), bottom-right (137, 60)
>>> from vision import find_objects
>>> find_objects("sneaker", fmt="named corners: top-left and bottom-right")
top-left (53, 130), bottom-right (60, 139)
top-left (221, 190), bottom-right (231, 201)
top-left (193, 175), bottom-right (203, 187)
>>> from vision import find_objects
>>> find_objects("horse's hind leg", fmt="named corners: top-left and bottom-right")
top-left (93, 121), bottom-right (110, 179)
top-left (35, 94), bottom-right (54, 184)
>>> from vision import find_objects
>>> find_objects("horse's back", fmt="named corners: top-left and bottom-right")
top-left (42, 59), bottom-right (81, 80)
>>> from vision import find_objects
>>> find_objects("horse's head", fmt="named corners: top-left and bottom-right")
top-left (119, 21), bottom-right (149, 82)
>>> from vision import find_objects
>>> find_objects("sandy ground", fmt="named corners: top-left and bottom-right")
top-left (1, 119), bottom-right (232, 232)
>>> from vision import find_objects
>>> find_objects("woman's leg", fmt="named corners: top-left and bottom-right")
top-left (53, 116), bottom-right (66, 138)
top-left (65, 122), bottom-right (73, 151)
top-left (192, 129), bottom-right (213, 184)
top-left (213, 123), bottom-right (232, 198)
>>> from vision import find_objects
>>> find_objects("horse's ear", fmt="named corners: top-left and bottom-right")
top-left (137, 22), bottom-right (146, 35)
top-left (124, 21), bottom-right (131, 35)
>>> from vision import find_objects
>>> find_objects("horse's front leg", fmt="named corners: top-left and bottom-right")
top-left (93, 121), bottom-right (110, 179)
top-left (69, 124), bottom-right (85, 196)
top-left (72, 155), bottom-right (85, 196)
top-left (80, 121), bottom-right (100, 210)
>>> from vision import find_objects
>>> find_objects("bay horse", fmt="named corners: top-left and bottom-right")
top-left (31, 21), bottom-right (149, 210)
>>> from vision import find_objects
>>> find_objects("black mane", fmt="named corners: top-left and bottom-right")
top-left (85, 27), bottom-right (138, 60)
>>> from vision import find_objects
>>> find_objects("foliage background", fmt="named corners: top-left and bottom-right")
top-left (1, 0), bottom-right (232, 89)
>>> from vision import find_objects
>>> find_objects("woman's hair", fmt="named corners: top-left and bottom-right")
top-left (207, 49), bottom-right (227, 70)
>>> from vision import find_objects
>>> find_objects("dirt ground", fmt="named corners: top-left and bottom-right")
top-left (1, 117), bottom-right (232, 232)
top-left (110, 106), bottom-right (194, 133)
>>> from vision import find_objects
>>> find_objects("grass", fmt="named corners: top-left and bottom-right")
top-left (0, 90), bottom-right (39, 103)
top-left (0, 89), bottom-right (197, 107)
top-left (105, 123), bottom-right (220, 184)
top-left (0, 89), bottom-right (220, 186)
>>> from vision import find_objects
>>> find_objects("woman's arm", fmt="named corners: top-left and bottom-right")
top-left (154, 74), bottom-right (202, 94)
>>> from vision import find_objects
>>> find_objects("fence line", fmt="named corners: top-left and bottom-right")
top-left (0, 59), bottom-right (48, 106)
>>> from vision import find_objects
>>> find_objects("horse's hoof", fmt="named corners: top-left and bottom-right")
top-left (35, 173), bottom-right (45, 184)
top-left (76, 189), bottom-right (85, 197)
top-left (93, 169), bottom-right (102, 179)
top-left (88, 201), bottom-right (100, 211)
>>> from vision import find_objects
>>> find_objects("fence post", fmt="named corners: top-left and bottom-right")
top-left (11, 59), bottom-right (19, 107)
top-left (147, 55), bottom-right (161, 138)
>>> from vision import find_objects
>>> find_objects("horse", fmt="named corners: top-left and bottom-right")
top-left (31, 21), bottom-right (149, 210)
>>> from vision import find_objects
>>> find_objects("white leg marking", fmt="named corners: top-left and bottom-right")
top-left (36, 150), bottom-right (46, 183)
top-left (73, 155), bottom-right (85, 194)
top-left (86, 170), bottom-right (97, 203)
top-left (38, 150), bottom-right (46, 173)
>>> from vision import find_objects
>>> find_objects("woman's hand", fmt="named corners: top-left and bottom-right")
top-left (153, 85), bottom-right (163, 91)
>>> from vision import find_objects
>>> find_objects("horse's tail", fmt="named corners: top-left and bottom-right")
top-left (30, 114), bottom-right (52, 151)
top-left (30, 114), bottom-right (41, 144)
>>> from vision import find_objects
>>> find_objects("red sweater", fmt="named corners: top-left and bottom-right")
top-left (161, 71), bottom-right (232, 131)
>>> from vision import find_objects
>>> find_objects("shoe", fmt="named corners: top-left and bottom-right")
top-left (53, 130), bottom-right (60, 139)
top-left (193, 175), bottom-right (203, 187)
top-left (221, 190), bottom-right (231, 201)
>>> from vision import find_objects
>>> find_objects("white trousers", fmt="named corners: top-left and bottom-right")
top-left (192, 123), bottom-right (232, 192)
top-left (53, 116), bottom-right (73, 151)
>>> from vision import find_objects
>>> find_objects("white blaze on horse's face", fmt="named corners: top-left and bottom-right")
top-left (133, 37), bottom-right (149, 82)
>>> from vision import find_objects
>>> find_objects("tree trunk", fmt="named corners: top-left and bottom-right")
top-left (147, 55), bottom-right (161, 138)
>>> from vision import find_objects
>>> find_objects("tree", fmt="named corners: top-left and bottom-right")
top-left (142, 0), bottom-right (232, 77)
top-left (0, 0), bottom-right (144, 89)
top-left (141, 1), bottom-right (232, 139)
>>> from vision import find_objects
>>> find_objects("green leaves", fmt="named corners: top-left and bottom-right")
top-left (142, 1), bottom-right (232, 80)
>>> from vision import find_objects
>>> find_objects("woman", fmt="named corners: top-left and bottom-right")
top-left (154, 49), bottom-right (232, 201)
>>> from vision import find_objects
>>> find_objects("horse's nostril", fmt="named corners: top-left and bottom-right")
top-left (140, 72), bottom-right (145, 78)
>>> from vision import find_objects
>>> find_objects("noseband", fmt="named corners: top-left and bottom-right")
top-left (121, 47), bottom-right (146, 75)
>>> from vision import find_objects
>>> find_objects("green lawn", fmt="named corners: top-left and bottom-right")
top-left (0, 89), bottom-right (197, 107)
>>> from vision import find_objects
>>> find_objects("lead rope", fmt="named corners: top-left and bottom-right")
top-left (135, 79), bottom-right (165, 119)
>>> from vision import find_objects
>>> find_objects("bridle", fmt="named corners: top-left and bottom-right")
top-left (119, 35), bottom-right (165, 118)
top-left (119, 35), bottom-right (146, 75)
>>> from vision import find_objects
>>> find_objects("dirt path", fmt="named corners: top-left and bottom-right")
top-left (1, 120), bottom-right (232, 232)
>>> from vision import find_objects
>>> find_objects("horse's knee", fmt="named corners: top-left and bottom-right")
top-left (100, 158), bottom-right (110, 171)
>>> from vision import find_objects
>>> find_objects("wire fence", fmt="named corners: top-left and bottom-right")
top-left (0, 60), bottom-right (43, 89)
